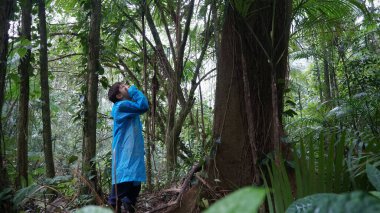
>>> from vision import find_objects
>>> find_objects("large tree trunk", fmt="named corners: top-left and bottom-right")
top-left (207, 0), bottom-right (292, 190)
top-left (16, 0), bottom-right (32, 189)
top-left (82, 0), bottom-right (101, 195)
top-left (38, 0), bottom-right (55, 179)
top-left (0, 0), bottom-right (14, 194)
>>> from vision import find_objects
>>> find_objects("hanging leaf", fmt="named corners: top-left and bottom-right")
top-left (20, 38), bottom-right (31, 47)
top-left (100, 76), bottom-right (109, 89)
top-left (17, 48), bottom-right (28, 58)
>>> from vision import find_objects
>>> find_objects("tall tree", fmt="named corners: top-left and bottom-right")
top-left (16, 0), bottom-right (33, 188)
top-left (145, 0), bottom-right (213, 173)
top-left (141, 0), bottom-right (152, 191)
top-left (207, 0), bottom-right (292, 189)
top-left (82, 0), bottom-right (101, 194)
top-left (0, 0), bottom-right (14, 191)
top-left (38, 0), bottom-right (55, 178)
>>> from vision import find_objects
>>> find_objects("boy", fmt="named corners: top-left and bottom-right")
top-left (107, 82), bottom-right (149, 213)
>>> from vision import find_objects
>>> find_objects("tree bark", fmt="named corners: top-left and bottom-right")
top-left (207, 0), bottom-right (292, 190)
top-left (82, 0), bottom-right (101, 195)
top-left (16, 0), bottom-right (32, 189)
top-left (0, 0), bottom-right (14, 193)
top-left (38, 0), bottom-right (55, 179)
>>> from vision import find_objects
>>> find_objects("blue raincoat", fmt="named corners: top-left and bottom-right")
top-left (111, 85), bottom-right (149, 184)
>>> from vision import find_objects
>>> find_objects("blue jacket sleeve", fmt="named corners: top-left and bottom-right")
top-left (118, 85), bottom-right (149, 114)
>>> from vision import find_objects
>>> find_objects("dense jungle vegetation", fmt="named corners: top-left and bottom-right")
top-left (0, 0), bottom-right (379, 212)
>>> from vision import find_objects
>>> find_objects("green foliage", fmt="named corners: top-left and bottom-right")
top-left (367, 164), bottom-right (380, 191)
top-left (1, 0), bottom-right (378, 211)
top-left (8, 37), bottom-right (32, 60)
top-left (13, 184), bottom-right (40, 207)
top-left (45, 175), bottom-right (73, 185)
top-left (204, 187), bottom-right (266, 213)
top-left (286, 191), bottom-right (380, 213)
top-left (264, 131), bottom-right (352, 212)
top-left (265, 159), bottom-right (293, 213)
top-left (76, 205), bottom-right (113, 213)
top-left (295, 131), bottom-right (350, 197)
top-left (229, 0), bottom-right (254, 17)
top-left (0, 188), bottom-right (13, 202)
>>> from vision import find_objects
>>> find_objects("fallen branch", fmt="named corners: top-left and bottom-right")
top-left (195, 173), bottom-right (220, 199)
top-left (147, 163), bottom-right (201, 213)
top-left (162, 188), bottom-right (181, 193)
top-left (72, 169), bottom-right (105, 205)
top-left (194, 173), bottom-right (213, 192)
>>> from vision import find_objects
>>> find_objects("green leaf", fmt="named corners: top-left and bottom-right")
top-left (286, 100), bottom-right (297, 107)
top-left (366, 164), bottom-right (380, 191)
top-left (97, 65), bottom-right (105, 75)
top-left (17, 48), bottom-right (28, 58)
top-left (286, 191), bottom-right (380, 213)
top-left (100, 76), bottom-right (109, 89)
top-left (0, 188), bottom-right (13, 201)
top-left (370, 191), bottom-right (380, 200)
top-left (13, 184), bottom-right (40, 206)
top-left (20, 38), bottom-right (31, 47)
top-left (286, 193), bottom-right (335, 213)
top-left (45, 175), bottom-right (73, 185)
top-left (67, 155), bottom-right (79, 164)
top-left (204, 187), bottom-right (266, 213)
top-left (283, 109), bottom-right (298, 117)
top-left (76, 205), bottom-right (113, 213)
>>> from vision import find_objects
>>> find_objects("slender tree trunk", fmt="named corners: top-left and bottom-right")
top-left (142, 0), bottom-right (152, 191)
top-left (164, 0), bottom-right (195, 173)
top-left (165, 89), bottom-right (178, 173)
top-left (198, 81), bottom-right (206, 151)
top-left (82, 0), bottom-right (101, 195)
top-left (146, 0), bottom-right (207, 174)
top-left (165, 1), bottom-right (182, 172)
top-left (16, 0), bottom-right (32, 189)
top-left (323, 48), bottom-right (332, 103)
top-left (0, 0), bottom-right (14, 193)
top-left (298, 85), bottom-right (303, 118)
top-left (208, 0), bottom-right (292, 190)
top-left (315, 58), bottom-right (323, 102)
top-left (211, 0), bottom-right (221, 66)
top-left (329, 46), bottom-right (337, 100)
top-left (38, 0), bottom-right (55, 178)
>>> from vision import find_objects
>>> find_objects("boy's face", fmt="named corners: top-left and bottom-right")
top-left (116, 84), bottom-right (130, 100)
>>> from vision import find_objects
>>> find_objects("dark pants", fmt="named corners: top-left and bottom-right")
top-left (108, 181), bottom-right (141, 212)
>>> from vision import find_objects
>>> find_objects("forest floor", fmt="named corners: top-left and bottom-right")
top-left (23, 187), bottom-right (189, 213)
top-left (134, 189), bottom-right (179, 213)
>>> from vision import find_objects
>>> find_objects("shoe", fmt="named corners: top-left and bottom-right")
top-left (122, 202), bottom-right (135, 213)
